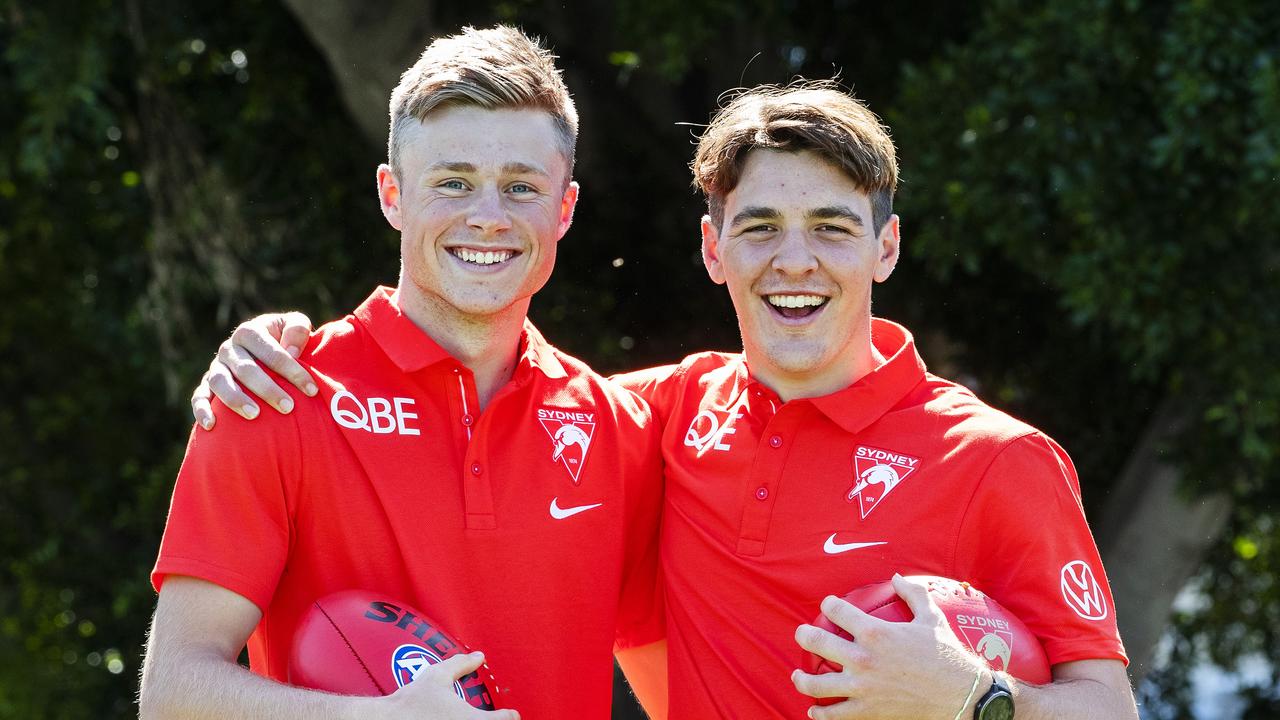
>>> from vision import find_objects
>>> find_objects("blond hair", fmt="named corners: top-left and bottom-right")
top-left (388, 25), bottom-right (578, 178)
top-left (692, 81), bottom-right (898, 232)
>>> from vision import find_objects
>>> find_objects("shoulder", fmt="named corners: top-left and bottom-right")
top-left (544, 347), bottom-right (657, 429)
top-left (611, 351), bottom-right (740, 422)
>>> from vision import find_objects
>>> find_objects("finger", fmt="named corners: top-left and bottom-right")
top-left (430, 651), bottom-right (486, 684)
top-left (233, 322), bottom-right (317, 398)
top-left (795, 623), bottom-right (856, 665)
top-left (279, 312), bottom-right (314, 360)
top-left (892, 574), bottom-right (944, 624)
top-left (218, 340), bottom-right (293, 414)
top-left (819, 595), bottom-right (879, 639)
top-left (191, 376), bottom-right (215, 430)
top-left (791, 668), bottom-right (854, 700)
top-left (205, 358), bottom-right (259, 420)
top-left (808, 697), bottom-right (863, 720)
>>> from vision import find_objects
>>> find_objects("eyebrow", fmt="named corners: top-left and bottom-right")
top-left (807, 206), bottom-right (866, 227)
top-left (728, 206), bottom-right (780, 227)
top-left (425, 161), bottom-right (550, 177)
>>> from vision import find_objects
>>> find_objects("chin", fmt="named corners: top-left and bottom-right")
top-left (760, 342), bottom-right (835, 376)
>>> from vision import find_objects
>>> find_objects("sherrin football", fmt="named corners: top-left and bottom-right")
top-left (806, 576), bottom-right (1051, 686)
top-left (289, 590), bottom-right (501, 709)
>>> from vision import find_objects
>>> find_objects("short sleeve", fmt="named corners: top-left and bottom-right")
top-left (612, 396), bottom-right (667, 651)
top-left (151, 401), bottom-right (299, 613)
top-left (954, 433), bottom-right (1128, 666)
top-left (611, 364), bottom-right (681, 427)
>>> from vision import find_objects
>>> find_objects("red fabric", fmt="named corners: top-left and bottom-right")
top-left (153, 287), bottom-right (664, 720)
top-left (617, 318), bottom-right (1126, 719)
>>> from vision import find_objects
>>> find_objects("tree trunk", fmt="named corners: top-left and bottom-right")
top-left (1094, 400), bottom-right (1233, 681)
top-left (279, 0), bottom-right (439, 148)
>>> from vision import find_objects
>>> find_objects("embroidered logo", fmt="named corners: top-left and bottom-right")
top-left (953, 615), bottom-right (1015, 673)
top-left (847, 446), bottom-right (919, 519)
top-left (1060, 560), bottom-right (1108, 620)
top-left (683, 408), bottom-right (744, 454)
top-left (537, 408), bottom-right (596, 485)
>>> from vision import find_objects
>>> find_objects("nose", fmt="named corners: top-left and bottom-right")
top-left (467, 186), bottom-right (512, 234)
top-left (771, 229), bottom-right (818, 275)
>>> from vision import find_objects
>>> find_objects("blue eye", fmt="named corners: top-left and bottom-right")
top-left (509, 183), bottom-right (536, 194)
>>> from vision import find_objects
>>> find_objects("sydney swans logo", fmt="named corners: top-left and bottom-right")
top-left (537, 408), bottom-right (596, 484)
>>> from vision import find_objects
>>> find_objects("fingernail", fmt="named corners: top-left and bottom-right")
top-left (279, 397), bottom-right (294, 413)
top-left (304, 382), bottom-right (318, 396)
top-left (200, 418), bottom-right (213, 430)
top-left (807, 708), bottom-right (815, 719)
top-left (287, 345), bottom-right (301, 358)
top-left (243, 405), bottom-right (259, 419)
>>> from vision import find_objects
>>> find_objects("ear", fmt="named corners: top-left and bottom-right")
top-left (701, 215), bottom-right (727, 285)
top-left (873, 214), bottom-right (901, 283)
top-left (555, 181), bottom-right (580, 241)
top-left (377, 164), bottom-right (403, 231)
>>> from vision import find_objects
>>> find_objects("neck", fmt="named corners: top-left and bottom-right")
top-left (394, 283), bottom-right (526, 410)
top-left (747, 321), bottom-right (885, 403)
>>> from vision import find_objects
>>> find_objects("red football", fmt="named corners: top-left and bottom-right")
top-left (806, 576), bottom-right (1051, 701)
top-left (289, 590), bottom-right (501, 710)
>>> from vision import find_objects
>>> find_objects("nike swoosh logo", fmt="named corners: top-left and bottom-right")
top-left (823, 534), bottom-right (887, 555)
top-left (549, 498), bottom-right (603, 520)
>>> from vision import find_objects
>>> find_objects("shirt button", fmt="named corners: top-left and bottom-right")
top-left (755, 487), bottom-right (769, 501)
top-left (462, 414), bottom-right (474, 427)
top-left (452, 367), bottom-right (461, 374)
top-left (471, 463), bottom-right (482, 476)
top-left (769, 435), bottom-right (783, 448)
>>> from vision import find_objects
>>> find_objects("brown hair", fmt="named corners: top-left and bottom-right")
top-left (692, 81), bottom-right (898, 233)
top-left (388, 25), bottom-right (578, 179)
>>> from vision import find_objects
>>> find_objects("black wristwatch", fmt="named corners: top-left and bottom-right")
top-left (973, 674), bottom-right (1014, 720)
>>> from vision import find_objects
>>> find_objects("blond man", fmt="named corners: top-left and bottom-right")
top-left (139, 27), bottom-right (666, 720)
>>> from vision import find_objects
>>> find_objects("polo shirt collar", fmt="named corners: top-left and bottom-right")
top-left (354, 286), bottom-right (567, 380)
top-left (739, 318), bottom-right (926, 435)
top-left (807, 318), bottom-right (927, 435)
top-left (517, 320), bottom-right (568, 379)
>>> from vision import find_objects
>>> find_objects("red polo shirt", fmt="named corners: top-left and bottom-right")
top-left (618, 318), bottom-right (1126, 718)
top-left (153, 287), bottom-right (664, 719)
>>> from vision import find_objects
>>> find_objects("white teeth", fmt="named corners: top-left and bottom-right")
top-left (453, 249), bottom-right (514, 265)
top-left (766, 294), bottom-right (826, 308)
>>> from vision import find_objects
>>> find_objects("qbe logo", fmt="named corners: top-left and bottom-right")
top-left (1060, 560), bottom-right (1108, 620)
top-left (330, 390), bottom-right (420, 435)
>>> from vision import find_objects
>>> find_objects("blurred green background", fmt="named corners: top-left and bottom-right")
top-left (1, 0), bottom-right (1277, 717)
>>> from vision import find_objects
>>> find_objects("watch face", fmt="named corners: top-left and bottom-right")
top-left (978, 693), bottom-right (1014, 720)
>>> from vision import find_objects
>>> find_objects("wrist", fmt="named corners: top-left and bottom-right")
top-left (973, 671), bottom-right (1015, 720)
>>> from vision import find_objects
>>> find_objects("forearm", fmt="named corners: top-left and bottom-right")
top-left (1009, 675), bottom-right (1138, 720)
top-left (139, 645), bottom-right (375, 720)
top-left (616, 640), bottom-right (668, 720)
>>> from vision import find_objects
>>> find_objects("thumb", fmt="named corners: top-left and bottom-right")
top-left (892, 574), bottom-right (941, 623)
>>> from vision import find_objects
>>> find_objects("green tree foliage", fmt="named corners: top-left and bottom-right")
top-left (887, 0), bottom-right (1280, 711)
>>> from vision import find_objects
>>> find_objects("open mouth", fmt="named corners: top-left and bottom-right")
top-left (447, 248), bottom-right (519, 267)
top-left (764, 293), bottom-right (829, 320)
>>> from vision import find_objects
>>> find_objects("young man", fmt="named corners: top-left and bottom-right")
top-left (191, 84), bottom-right (1139, 719)
top-left (140, 27), bottom-right (666, 720)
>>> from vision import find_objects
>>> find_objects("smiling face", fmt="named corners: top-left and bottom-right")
top-left (378, 105), bottom-right (578, 324)
top-left (702, 148), bottom-right (900, 400)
